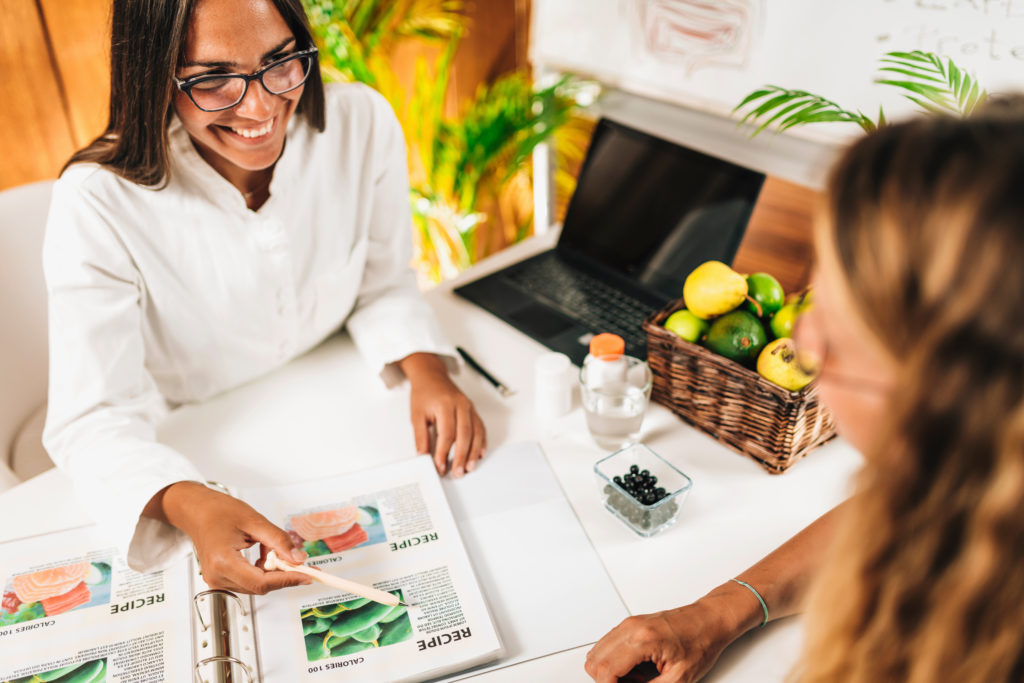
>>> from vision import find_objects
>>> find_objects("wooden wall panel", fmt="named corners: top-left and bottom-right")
top-left (37, 0), bottom-right (111, 147)
top-left (450, 0), bottom-right (521, 102)
top-left (0, 0), bottom-right (76, 190)
top-left (732, 176), bottom-right (819, 296)
top-left (390, 0), bottom-right (527, 117)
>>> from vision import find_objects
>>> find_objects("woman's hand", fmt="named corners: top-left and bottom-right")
top-left (399, 352), bottom-right (487, 478)
top-left (146, 482), bottom-right (312, 595)
top-left (584, 597), bottom-right (747, 683)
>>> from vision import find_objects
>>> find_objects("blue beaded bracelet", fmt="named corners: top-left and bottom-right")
top-left (731, 578), bottom-right (769, 628)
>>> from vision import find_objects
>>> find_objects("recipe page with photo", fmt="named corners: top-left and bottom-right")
top-left (0, 526), bottom-right (193, 682)
top-left (243, 456), bottom-right (503, 682)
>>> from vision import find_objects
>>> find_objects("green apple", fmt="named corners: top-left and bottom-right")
top-left (664, 309), bottom-right (709, 343)
top-left (769, 303), bottom-right (799, 339)
top-left (744, 272), bottom-right (785, 318)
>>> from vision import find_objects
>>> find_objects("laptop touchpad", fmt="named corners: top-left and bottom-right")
top-left (507, 304), bottom-right (576, 339)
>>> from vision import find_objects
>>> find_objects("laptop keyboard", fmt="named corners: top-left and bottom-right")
top-left (503, 254), bottom-right (652, 350)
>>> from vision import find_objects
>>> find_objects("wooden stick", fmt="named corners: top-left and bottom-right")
top-left (264, 550), bottom-right (409, 607)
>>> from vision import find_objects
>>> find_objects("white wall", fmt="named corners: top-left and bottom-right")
top-left (531, 0), bottom-right (1024, 195)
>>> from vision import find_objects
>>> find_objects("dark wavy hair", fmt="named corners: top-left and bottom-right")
top-left (797, 97), bottom-right (1024, 682)
top-left (63, 0), bottom-right (325, 186)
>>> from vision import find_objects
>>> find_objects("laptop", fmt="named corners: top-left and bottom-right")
top-left (454, 118), bottom-right (766, 365)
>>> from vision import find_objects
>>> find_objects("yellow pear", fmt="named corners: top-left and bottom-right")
top-left (683, 261), bottom-right (748, 319)
top-left (756, 338), bottom-right (818, 391)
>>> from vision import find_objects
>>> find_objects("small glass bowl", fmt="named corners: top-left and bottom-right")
top-left (594, 443), bottom-right (693, 537)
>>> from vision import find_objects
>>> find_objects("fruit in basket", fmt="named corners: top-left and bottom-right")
top-left (769, 302), bottom-right (799, 339)
top-left (786, 288), bottom-right (815, 311)
top-left (743, 272), bottom-right (785, 318)
top-left (704, 310), bottom-right (768, 366)
top-left (664, 309), bottom-right (708, 343)
top-left (683, 261), bottom-right (747, 319)
top-left (757, 338), bottom-right (819, 391)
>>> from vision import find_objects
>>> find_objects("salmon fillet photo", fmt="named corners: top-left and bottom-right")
top-left (289, 506), bottom-right (360, 541)
top-left (11, 562), bottom-right (90, 603)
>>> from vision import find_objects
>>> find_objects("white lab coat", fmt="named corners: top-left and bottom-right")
top-left (42, 83), bottom-right (454, 571)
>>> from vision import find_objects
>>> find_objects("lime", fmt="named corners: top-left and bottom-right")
top-left (704, 310), bottom-right (768, 366)
top-left (664, 309), bottom-right (709, 343)
top-left (744, 272), bottom-right (784, 318)
top-left (683, 261), bottom-right (747, 320)
top-left (769, 303), bottom-right (799, 339)
top-left (756, 338), bottom-right (817, 391)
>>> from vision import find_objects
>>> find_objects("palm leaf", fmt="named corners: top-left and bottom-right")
top-left (876, 50), bottom-right (988, 116)
top-left (733, 86), bottom-right (872, 136)
top-left (396, 0), bottom-right (465, 40)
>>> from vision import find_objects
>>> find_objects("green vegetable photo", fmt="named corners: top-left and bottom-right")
top-left (302, 591), bottom-right (413, 661)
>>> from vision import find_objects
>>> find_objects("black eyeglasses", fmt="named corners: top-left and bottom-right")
top-left (175, 47), bottom-right (318, 112)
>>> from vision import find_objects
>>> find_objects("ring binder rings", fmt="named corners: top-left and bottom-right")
top-left (191, 588), bottom-right (259, 683)
top-left (194, 655), bottom-right (254, 683)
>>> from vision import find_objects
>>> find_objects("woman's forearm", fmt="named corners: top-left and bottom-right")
top-left (698, 503), bottom-right (846, 636)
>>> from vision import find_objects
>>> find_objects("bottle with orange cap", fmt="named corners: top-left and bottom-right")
top-left (579, 333), bottom-right (653, 449)
top-left (583, 333), bottom-right (628, 389)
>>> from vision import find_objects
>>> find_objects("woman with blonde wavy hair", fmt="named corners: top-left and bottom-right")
top-left (586, 101), bottom-right (1024, 682)
top-left (795, 99), bottom-right (1024, 683)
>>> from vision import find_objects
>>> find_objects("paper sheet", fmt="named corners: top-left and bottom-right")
top-left (0, 526), bottom-right (193, 681)
top-left (438, 441), bottom-right (629, 680)
top-left (243, 457), bottom-right (503, 682)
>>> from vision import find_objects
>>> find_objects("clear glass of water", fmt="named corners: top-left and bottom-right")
top-left (579, 354), bottom-right (653, 450)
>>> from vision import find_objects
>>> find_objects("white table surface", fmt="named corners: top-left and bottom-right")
top-left (0, 232), bottom-right (862, 682)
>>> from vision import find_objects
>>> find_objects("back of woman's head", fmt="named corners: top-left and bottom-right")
top-left (65, 0), bottom-right (324, 186)
top-left (798, 100), bottom-right (1024, 683)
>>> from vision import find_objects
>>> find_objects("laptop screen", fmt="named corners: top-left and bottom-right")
top-left (557, 118), bottom-right (765, 300)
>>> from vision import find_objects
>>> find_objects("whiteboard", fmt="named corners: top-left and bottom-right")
top-left (532, 0), bottom-right (1024, 144)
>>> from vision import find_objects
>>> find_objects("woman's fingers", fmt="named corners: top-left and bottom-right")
top-left (448, 402), bottom-right (474, 477)
top-left (411, 405), bottom-right (432, 458)
top-left (432, 406), bottom-right (456, 476)
top-left (164, 483), bottom-right (312, 595)
top-left (585, 615), bottom-right (678, 683)
top-left (207, 552), bottom-right (311, 595)
top-left (465, 411), bottom-right (487, 473)
top-left (400, 353), bottom-right (488, 478)
top-left (243, 508), bottom-right (308, 565)
top-left (649, 663), bottom-right (689, 683)
top-left (585, 629), bottom-right (642, 683)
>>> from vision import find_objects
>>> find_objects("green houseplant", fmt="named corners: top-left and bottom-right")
top-left (734, 50), bottom-right (988, 136)
top-left (302, 0), bottom-right (595, 283)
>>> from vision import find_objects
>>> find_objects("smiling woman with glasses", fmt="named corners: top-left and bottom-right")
top-left (42, 0), bottom-right (487, 596)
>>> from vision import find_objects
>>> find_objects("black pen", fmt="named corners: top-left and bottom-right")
top-left (456, 346), bottom-right (515, 397)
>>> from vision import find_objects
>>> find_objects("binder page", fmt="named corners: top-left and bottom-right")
top-left (243, 457), bottom-right (502, 682)
top-left (0, 525), bottom-right (192, 682)
top-left (438, 441), bottom-right (629, 679)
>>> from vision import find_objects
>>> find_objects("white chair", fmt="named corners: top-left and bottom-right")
top-left (0, 180), bottom-right (55, 490)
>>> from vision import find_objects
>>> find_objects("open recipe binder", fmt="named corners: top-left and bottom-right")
top-left (0, 457), bottom-right (503, 682)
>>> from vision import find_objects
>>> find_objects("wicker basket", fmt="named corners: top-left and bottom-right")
top-left (642, 300), bottom-right (837, 473)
